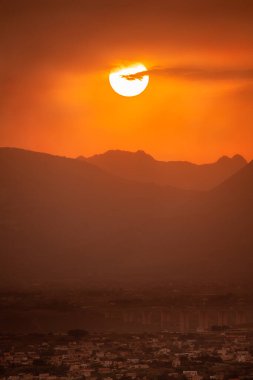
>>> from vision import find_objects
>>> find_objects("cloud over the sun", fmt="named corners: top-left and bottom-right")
top-left (121, 66), bottom-right (253, 82)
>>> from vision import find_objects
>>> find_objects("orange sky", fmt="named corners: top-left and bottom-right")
top-left (1, 0), bottom-right (253, 162)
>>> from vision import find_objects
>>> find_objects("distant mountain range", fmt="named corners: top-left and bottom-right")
top-left (78, 150), bottom-right (247, 191)
top-left (0, 147), bottom-right (252, 285)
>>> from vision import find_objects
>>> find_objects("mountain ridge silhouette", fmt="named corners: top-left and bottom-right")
top-left (78, 149), bottom-right (247, 190)
top-left (0, 147), bottom-right (252, 285)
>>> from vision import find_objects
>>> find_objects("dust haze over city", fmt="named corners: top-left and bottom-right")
top-left (1, 1), bottom-right (253, 379)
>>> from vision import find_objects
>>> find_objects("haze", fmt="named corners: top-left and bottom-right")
top-left (1, 0), bottom-right (253, 162)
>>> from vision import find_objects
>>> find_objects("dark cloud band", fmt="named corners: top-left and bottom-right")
top-left (121, 66), bottom-right (253, 82)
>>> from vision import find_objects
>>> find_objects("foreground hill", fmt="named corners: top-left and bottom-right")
top-left (0, 147), bottom-right (253, 285)
top-left (81, 150), bottom-right (247, 191)
top-left (0, 148), bottom-right (192, 284)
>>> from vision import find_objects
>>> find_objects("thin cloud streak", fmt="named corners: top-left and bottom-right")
top-left (121, 66), bottom-right (253, 82)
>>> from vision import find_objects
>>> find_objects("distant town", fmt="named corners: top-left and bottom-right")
top-left (1, 328), bottom-right (253, 380)
top-left (1, 285), bottom-right (253, 379)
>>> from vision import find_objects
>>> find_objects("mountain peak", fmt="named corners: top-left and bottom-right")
top-left (217, 155), bottom-right (229, 163)
top-left (231, 154), bottom-right (247, 164)
top-left (89, 149), bottom-right (155, 161)
top-left (134, 150), bottom-right (154, 160)
top-left (217, 154), bottom-right (247, 165)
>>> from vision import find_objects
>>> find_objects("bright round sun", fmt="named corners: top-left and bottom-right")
top-left (109, 64), bottom-right (149, 97)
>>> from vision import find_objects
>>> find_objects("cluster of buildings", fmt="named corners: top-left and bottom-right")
top-left (1, 329), bottom-right (253, 380)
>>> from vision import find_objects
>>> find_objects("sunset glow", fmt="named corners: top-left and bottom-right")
top-left (1, 0), bottom-right (253, 162)
top-left (2, 0), bottom-right (253, 354)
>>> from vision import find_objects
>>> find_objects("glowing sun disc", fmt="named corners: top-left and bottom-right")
top-left (109, 64), bottom-right (149, 97)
